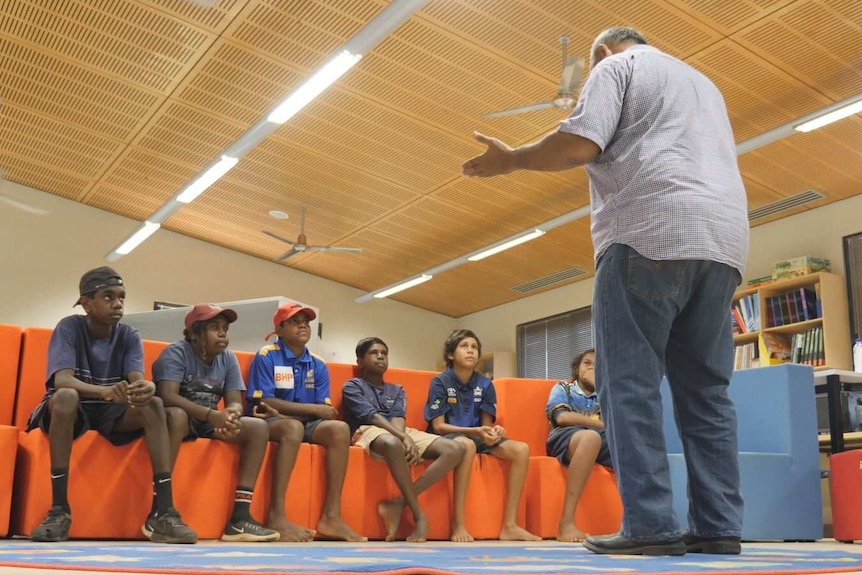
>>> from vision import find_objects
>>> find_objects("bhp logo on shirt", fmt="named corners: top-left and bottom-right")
top-left (274, 366), bottom-right (295, 389)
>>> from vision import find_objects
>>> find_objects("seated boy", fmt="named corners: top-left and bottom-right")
top-left (26, 266), bottom-right (197, 544)
top-left (545, 348), bottom-right (612, 542)
top-left (342, 337), bottom-right (464, 542)
top-left (153, 303), bottom-right (280, 542)
top-left (247, 302), bottom-right (365, 542)
top-left (424, 329), bottom-right (540, 542)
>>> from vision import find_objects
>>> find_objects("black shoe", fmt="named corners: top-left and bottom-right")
top-left (31, 506), bottom-right (71, 542)
top-left (221, 517), bottom-right (280, 542)
top-left (683, 533), bottom-right (741, 554)
top-left (584, 532), bottom-right (686, 556)
top-left (141, 512), bottom-right (157, 539)
top-left (150, 508), bottom-right (197, 544)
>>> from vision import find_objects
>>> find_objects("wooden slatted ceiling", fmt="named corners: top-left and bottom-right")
top-left (1, 0), bottom-right (862, 318)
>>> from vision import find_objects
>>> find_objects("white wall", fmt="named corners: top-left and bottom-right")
top-left (459, 193), bottom-right (862, 357)
top-left (0, 180), bottom-right (456, 369)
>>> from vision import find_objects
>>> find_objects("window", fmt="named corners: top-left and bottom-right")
top-left (517, 306), bottom-right (595, 379)
top-left (843, 232), bottom-right (862, 340)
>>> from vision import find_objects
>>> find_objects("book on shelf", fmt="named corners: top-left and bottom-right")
top-left (734, 341), bottom-right (759, 370)
top-left (759, 333), bottom-right (792, 365)
top-left (766, 286), bottom-right (821, 327)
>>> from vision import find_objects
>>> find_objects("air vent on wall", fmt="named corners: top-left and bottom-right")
top-left (512, 267), bottom-right (587, 293)
top-left (748, 189), bottom-right (824, 222)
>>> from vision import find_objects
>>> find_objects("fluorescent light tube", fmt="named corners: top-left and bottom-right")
top-left (467, 229), bottom-right (546, 262)
top-left (267, 50), bottom-right (362, 125)
top-left (794, 100), bottom-right (862, 133)
top-left (373, 274), bottom-right (433, 299)
top-left (176, 155), bottom-right (238, 203)
top-left (111, 221), bottom-right (161, 258)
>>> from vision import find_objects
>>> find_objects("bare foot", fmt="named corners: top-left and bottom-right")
top-left (500, 524), bottom-right (541, 541)
top-left (451, 523), bottom-right (474, 542)
top-left (406, 514), bottom-right (428, 543)
top-left (377, 500), bottom-right (405, 542)
top-left (267, 514), bottom-right (315, 542)
top-left (556, 523), bottom-right (586, 543)
top-left (316, 517), bottom-right (368, 542)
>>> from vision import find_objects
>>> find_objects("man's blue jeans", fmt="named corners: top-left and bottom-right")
top-left (593, 243), bottom-right (744, 542)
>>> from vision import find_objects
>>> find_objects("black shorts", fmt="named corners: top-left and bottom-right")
top-left (264, 416), bottom-right (322, 443)
top-left (546, 426), bottom-right (613, 468)
top-left (185, 418), bottom-right (216, 441)
top-left (28, 398), bottom-right (143, 446)
top-left (444, 432), bottom-right (506, 455)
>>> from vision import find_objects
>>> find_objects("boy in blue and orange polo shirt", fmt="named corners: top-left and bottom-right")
top-left (247, 303), bottom-right (365, 542)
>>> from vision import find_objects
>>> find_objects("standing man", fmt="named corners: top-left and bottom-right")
top-left (461, 27), bottom-right (748, 556)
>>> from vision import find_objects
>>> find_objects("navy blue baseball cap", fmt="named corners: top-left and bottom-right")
top-left (74, 266), bottom-right (124, 306)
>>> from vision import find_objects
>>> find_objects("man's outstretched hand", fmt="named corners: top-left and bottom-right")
top-left (461, 132), bottom-right (515, 177)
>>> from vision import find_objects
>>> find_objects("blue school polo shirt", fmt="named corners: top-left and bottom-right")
top-left (423, 368), bottom-right (496, 429)
top-left (246, 339), bottom-right (331, 408)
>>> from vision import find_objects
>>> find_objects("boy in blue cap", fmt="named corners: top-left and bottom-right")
top-left (27, 266), bottom-right (196, 544)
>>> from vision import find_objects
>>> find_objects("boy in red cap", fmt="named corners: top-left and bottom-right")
top-left (26, 266), bottom-right (197, 544)
top-left (247, 302), bottom-right (365, 542)
top-left (153, 303), bottom-right (279, 542)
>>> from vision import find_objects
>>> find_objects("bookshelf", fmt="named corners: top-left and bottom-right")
top-left (732, 272), bottom-right (852, 371)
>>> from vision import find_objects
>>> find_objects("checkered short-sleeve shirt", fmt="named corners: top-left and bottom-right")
top-left (559, 44), bottom-right (749, 275)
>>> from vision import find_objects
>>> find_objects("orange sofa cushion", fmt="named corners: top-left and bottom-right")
top-left (0, 425), bottom-right (17, 537)
top-left (0, 325), bottom-right (22, 426)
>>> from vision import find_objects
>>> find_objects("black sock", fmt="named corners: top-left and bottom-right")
top-left (230, 487), bottom-right (254, 522)
top-left (50, 468), bottom-right (70, 513)
top-left (153, 473), bottom-right (173, 516)
top-left (149, 489), bottom-right (158, 516)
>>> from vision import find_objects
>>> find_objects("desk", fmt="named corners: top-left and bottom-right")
top-left (814, 369), bottom-right (862, 453)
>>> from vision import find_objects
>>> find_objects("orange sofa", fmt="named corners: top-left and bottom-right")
top-left (0, 324), bottom-right (22, 426)
top-left (8, 325), bottom-right (621, 540)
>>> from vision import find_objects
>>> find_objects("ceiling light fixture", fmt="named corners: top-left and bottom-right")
top-left (467, 229), bottom-right (545, 262)
top-left (373, 274), bottom-right (433, 299)
top-left (736, 92), bottom-right (862, 154)
top-left (104, 0), bottom-right (429, 262)
top-left (794, 98), bottom-right (862, 133)
top-left (267, 51), bottom-right (362, 125)
top-left (176, 155), bottom-right (239, 203)
top-left (105, 221), bottom-right (161, 261)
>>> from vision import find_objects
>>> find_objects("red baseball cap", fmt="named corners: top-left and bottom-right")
top-left (265, 302), bottom-right (316, 340)
top-left (184, 303), bottom-right (238, 332)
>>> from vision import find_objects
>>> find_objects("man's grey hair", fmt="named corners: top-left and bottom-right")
top-left (592, 27), bottom-right (648, 52)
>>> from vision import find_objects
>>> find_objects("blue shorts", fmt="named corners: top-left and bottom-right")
top-left (444, 432), bottom-right (506, 455)
top-left (546, 426), bottom-right (613, 468)
top-left (264, 415), bottom-right (322, 443)
top-left (28, 398), bottom-right (143, 446)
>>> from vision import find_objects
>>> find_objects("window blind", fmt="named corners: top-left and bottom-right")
top-left (517, 306), bottom-right (595, 379)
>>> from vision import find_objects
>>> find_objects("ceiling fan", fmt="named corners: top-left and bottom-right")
top-left (263, 204), bottom-right (363, 261)
top-left (485, 36), bottom-right (585, 119)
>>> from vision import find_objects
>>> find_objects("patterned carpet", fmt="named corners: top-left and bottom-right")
top-left (0, 541), bottom-right (860, 575)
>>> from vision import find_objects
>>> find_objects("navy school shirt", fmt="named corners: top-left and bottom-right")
top-left (245, 339), bottom-right (331, 413)
top-left (341, 377), bottom-right (406, 435)
top-left (45, 315), bottom-right (144, 403)
top-left (423, 368), bottom-right (497, 430)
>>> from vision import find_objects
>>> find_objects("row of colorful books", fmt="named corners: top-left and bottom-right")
top-left (731, 285), bottom-right (823, 335)
top-left (759, 327), bottom-right (825, 367)
top-left (764, 286), bottom-right (822, 328)
top-left (731, 294), bottom-right (761, 334)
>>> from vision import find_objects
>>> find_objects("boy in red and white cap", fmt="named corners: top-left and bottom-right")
top-left (154, 303), bottom-right (279, 542)
top-left (247, 303), bottom-right (365, 542)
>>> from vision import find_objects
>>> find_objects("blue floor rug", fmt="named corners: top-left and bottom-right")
top-left (0, 541), bottom-right (860, 575)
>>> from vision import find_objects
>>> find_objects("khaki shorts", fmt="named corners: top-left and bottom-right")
top-left (352, 425), bottom-right (440, 461)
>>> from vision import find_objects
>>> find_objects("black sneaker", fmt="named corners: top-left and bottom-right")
top-left (221, 517), bottom-right (280, 542)
top-left (141, 512), bottom-right (157, 539)
top-left (31, 506), bottom-right (71, 542)
top-left (150, 508), bottom-right (197, 544)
